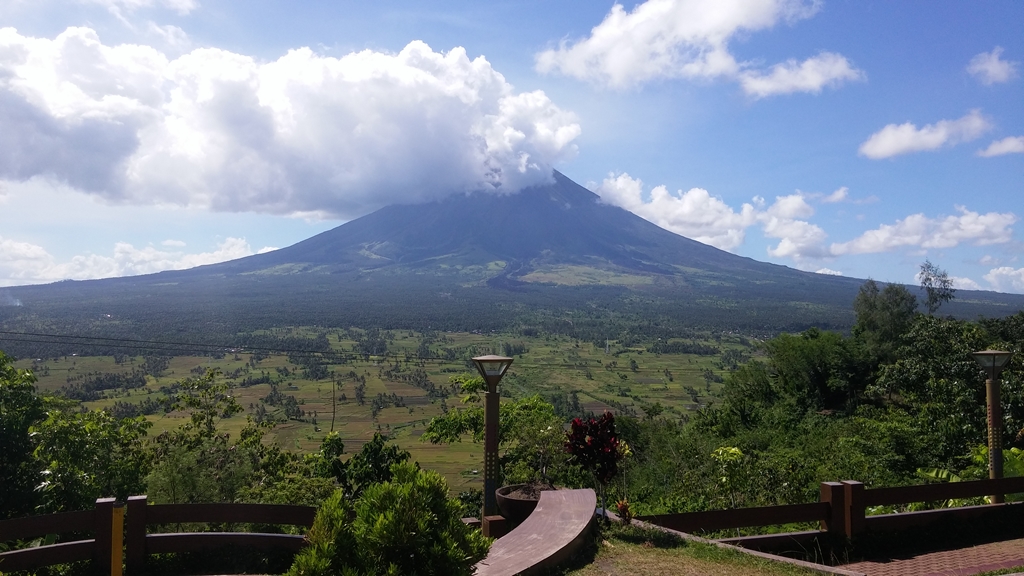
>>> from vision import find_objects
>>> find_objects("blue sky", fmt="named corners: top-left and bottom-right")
top-left (0, 0), bottom-right (1022, 292)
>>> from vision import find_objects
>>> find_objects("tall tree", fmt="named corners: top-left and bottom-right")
top-left (853, 279), bottom-right (919, 364)
top-left (919, 260), bottom-right (955, 314)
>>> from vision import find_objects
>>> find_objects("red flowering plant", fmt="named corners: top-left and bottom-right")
top-left (565, 412), bottom-right (621, 519)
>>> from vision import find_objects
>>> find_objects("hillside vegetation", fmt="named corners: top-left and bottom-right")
top-left (3, 279), bottom-right (1022, 531)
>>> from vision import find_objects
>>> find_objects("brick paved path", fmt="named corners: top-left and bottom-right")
top-left (841, 538), bottom-right (1024, 576)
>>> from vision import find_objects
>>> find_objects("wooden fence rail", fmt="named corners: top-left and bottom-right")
top-left (0, 498), bottom-right (116, 574)
top-left (638, 476), bottom-right (1024, 552)
top-left (124, 495), bottom-right (316, 576)
top-left (3, 478), bottom-right (1024, 574)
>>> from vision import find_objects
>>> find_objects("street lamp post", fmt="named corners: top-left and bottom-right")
top-left (972, 349), bottom-right (1014, 504)
top-left (472, 354), bottom-right (513, 523)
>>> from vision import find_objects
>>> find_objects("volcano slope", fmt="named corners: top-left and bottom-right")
top-left (2, 171), bottom-right (1021, 351)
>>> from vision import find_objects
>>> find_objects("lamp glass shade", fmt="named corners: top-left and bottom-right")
top-left (472, 355), bottom-right (513, 379)
top-left (972, 350), bottom-right (1013, 370)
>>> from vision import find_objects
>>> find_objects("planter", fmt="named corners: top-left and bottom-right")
top-left (496, 483), bottom-right (557, 525)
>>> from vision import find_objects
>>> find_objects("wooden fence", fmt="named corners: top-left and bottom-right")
top-left (637, 476), bottom-right (1024, 552)
top-left (0, 497), bottom-right (316, 575)
top-left (0, 498), bottom-right (118, 574)
top-left (4, 478), bottom-right (1024, 574)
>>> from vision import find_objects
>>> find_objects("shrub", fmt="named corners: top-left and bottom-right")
top-left (288, 462), bottom-right (491, 576)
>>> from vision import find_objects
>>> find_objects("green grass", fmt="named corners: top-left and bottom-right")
top-left (976, 567), bottom-right (1024, 575)
top-left (555, 523), bottom-right (821, 576)
top-left (14, 328), bottom-right (756, 490)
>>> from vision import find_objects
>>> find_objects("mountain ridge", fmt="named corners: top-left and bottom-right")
top-left (194, 171), bottom-right (855, 291)
top-left (1, 171), bottom-right (1021, 346)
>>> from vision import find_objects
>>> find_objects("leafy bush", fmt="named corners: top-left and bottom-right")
top-left (287, 462), bottom-right (491, 576)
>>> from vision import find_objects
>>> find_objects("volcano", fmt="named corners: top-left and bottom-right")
top-left (2, 172), bottom-right (1022, 343)
top-left (201, 170), bottom-right (852, 293)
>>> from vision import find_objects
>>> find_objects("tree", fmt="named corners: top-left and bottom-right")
top-left (873, 315), bottom-right (994, 465)
top-left (422, 393), bottom-right (569, 486)
top-left (0, 351), bottom-right (44, 518)
top-left (339, 433), bottom-right (412, 499)
top-left (919, 260), bottom-right (955, 314)
top-left (853, 279), bottom-right (918, 364)
top-left (34, 411), bottom-right (152, 512)
top-left (763, 328), bottom-right (870, 413)
top-left (147, 371), bottom-right (265, 504)
top-left (172, 369), bottom-right (243, 439)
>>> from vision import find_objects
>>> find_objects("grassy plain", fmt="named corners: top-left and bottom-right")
top-left (16, 328), bottom-right (756, 491)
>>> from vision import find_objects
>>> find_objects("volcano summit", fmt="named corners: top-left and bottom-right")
top-left (2, 172), bottom-right (1021, 344)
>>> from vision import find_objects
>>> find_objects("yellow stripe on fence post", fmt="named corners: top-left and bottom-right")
top-left (111, 502), bottom-right (124, 576)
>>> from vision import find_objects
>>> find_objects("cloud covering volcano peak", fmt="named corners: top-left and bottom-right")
top-left (0, 27), bottom-right (581, 219)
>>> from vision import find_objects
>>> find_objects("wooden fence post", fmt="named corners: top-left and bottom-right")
top-left (841, 481), bottom-right (865, 539)
top-left (111, 503), bottom-right (124, 576)
top-left (819, 482), bottom-right (846, 536)
top-left (125, 495), bottom-right (148, 576)
top-left (94, 498), bottom-right (116, 575)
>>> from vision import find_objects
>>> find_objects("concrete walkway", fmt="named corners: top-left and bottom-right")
top-left (841, 537), bottom-right (1024, 576)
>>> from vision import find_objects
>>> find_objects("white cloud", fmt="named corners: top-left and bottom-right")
top-left (81, 0), bottom-right (198, 15)
top-left (859, 110), bottom-right (992, 159)
top-left (815, 268), bottom-right (842, 276)
top-left (950, 276), bottom-right (982, 290)
top-left (146, 22), bottom-right (190, 50)
top-left (762, 213), bottom-right (828, 259)
top-left (595, 171), bottom-right (1021, 269)
top-left (765, 193), bottom-right (813, 219)
top-left (830, 207), bottom-right (1017, 255)
top-left (967, 47), bottom-right (1019, 85)
top-left (0, 27), bottom-right (581, 219)
top-left (592, 173), bottom-right (757, 250)
top-left (0, 235), bottom-right (270, 286)
top-left (821, 186), bottom-right (847, 203)
top-left (594, 174), bottom-right (831, 259)
top-left (535, 0), bottom-right (862, 96)
top-left (0, 236), bottom-right (51, 263)
top-left (739, 52), bottom-right (864, 98)
top-left (984, 267), bottom-right (1024, 294)
top-left (977, 136), bottom-right (1024, 157)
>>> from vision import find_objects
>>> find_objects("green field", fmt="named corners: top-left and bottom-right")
top-left (15, 328), bottom-right (755, 491)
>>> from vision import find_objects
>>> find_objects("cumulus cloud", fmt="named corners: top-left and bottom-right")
top-left (593, 173), bottom-right (757, 250)
top-left (739, 52), bottom-right (864, 98)
top-left (858, 110), bottom-right (992, 159)
top-left (967, 47), bottom-right (1019, 85)
top-left (949, 276), bottom-right (982, 290)
top-left (593, 173), bottom-right (829, 260)
top-left (535, 0), bottom-right (862, 96)
top-left (815, 268), bottom-right (842, 276)
top-left (830, 207), bottom-right (1017, 255)
top-left (984, 267), bottom-right (1024, 294)
top-left (977, 136), bottom-right (1024, 157)
top-left (594, 172), bottom-right (1021, 268)
top-left (733, 192), bottom-right (830, 261)
top-left (0, 235), bottom-right (271, 286)
top-left (0, 27), bottom-right (580, 219)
